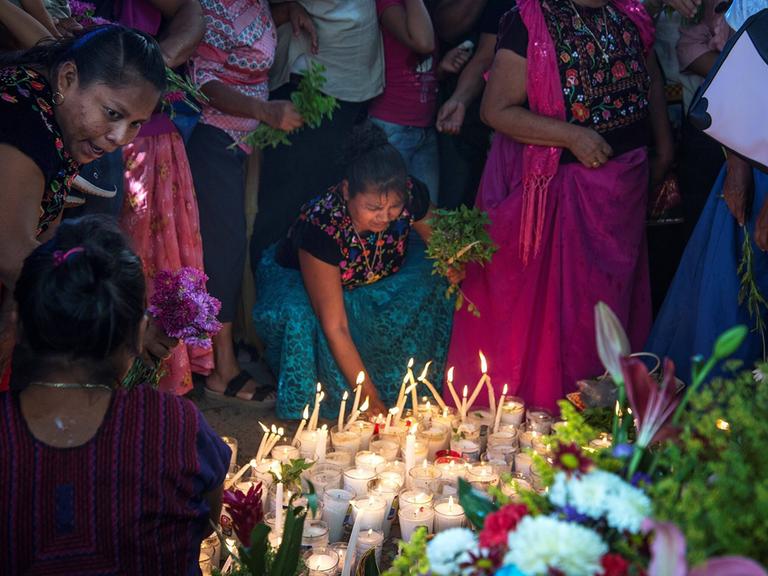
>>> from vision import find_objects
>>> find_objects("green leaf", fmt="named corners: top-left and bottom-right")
top-left (358, 548), bottom-right (380, 576)
top-left (712, 325), bottom-right (748, 360)
top-left (458, 478), bottom-right (499, 530)
top-left (271, 506), bottom-right (306, 576)
top-left (243, 524), bottom-right (271, 576)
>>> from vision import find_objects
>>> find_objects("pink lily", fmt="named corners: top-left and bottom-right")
top-left (595, 301), bottom-right (631, 387)
top-left (621, 357), bottom-right (680, 448)
top-left (643, 519), bottom-right (767, 576)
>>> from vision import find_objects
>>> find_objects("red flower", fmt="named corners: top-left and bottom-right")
top-left (571, 102), bottom-right (590, 122)
top-left (594, 70), bottom-right (605, 83)
top-left (565, 69), bottom-right (579, 87)
top-left (586, 42), bottom-right (596, 56)
top-left (614, 99), bottom-right (623, 108)
top-left (552, 443), bottom-right (592, 475)
top-left (55, 138), bottom-right (64, 150)
top-left (601, 553), bottom-right (630, 576)
top-left (612, 61), bottom-right (628, 80)
top-left (222, 483), bottom-right (265, 547)
top-left (478, 503), bottom-right (529, 549)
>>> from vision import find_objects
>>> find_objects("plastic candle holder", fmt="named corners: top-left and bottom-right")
top-left (343, 468), bottom-right (376, 497)
top-left (350, 495), bottom-right (388, 532)
top-left (398, 504), bottom-right (435, 541)
top-left (322, 488), bottom-right (355, 543)
top-left (433, 496), bottom-right (466, 531)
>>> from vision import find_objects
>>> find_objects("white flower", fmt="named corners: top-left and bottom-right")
top-left (547, 470), bottom-right (651, 533)
top-left (427, 527), bottom-right (477, 576)
top-left (753, 368), bottom-right (764, 382)
top-left (504, 516), bottom-right (607, 576)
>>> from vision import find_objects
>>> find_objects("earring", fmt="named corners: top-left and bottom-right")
top-left (52, 91), bottom-right (65, 105)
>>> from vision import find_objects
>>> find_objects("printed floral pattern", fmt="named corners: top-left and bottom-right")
top-left (0, 67), bottom-right (78, 235)
top-left (542, 0), bottom-right (650, 133)
top-left (294, 184), bottom-right (420, 290)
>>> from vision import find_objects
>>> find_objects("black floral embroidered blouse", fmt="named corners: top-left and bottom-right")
top-left (0, 66), bottom-right (79, 235)
top-left (277, 179), bottom-right (430, 290)
top-left (499, 0), bottom-right (651, 163)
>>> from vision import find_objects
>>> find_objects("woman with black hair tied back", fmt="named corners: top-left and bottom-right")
top-left (0, 215), bottom-right (230, 575)
top-left (253, 122), bottom-right (462, 418)
top-left (0, 25), bottom-right (166, 389)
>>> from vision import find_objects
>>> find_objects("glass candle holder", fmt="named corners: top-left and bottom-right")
top-left (418, 425), bottom-right (451, 461)
top-left (369, 438), bottom-right (400, 462)
top-left (299, 430), bottom-right (320, 460)
top-left (347, 420), bottom-right (375, 450)
top-left (433, 495), bottom-right (466, 531)
top-left (398, 504), bottom-right (435, 541)
top-left (329, 543), bottom-right (348, 574)
top-left (325, 451), bottom-right (354, 470)
top-left (330, 425), bottom-right (361, 455)
top-left (303, 547), bottom-right (339, 576)
top-left (486, 444), bottom-right (517, 466)
top-left (466, 462), bottom-right (500, 492)
top-left (450, 437), bottom-right (481, 463)
top-left (350, 494), bottom-right (388, 532)
top-left (302, 519), bottom-right (330, 550)
top-left (343, 468), bottom-right (376, 497)
top-left (501, 472), bottom-right (534, 502)
top-left (367, 477), bottom-right (401, 538)
top-left (271, 442), bottom-right (300, 463)
top-left (322, 488), bottom-right (355, 544)
top-left (500, 396), bottom-right (526, 427)
top-left (354, 528), bottom-right (384, 572)
top-left (432, 406), bottom-right (461, 430)
top-left (519, 430), bottom-right (541, 450)
top-left (305, 462), bottom-right (343, 498)
top-left (487, 429), bottom-right (518, 449)
top-left (354, 451), bottom-right (387, 473)
top-left (221, 436), bottom-right (238, 472)
top-left (467, 409), bottom-right (494, 429)
top-left (588, 432), bottom-right (613, 451)
top-left (250, 458), bottom-right (280, 490)
top-left (514, 452), bottom-right (533, 477)
top-left (200, 533), bottom-right (220, 574)
top-left (398, 488), bottom-right (434, 510)
top-left (408, 461), bottom-right (442, 492)
top-left (526, 408), bottom-right (554, 434)
top-left (434, 455), bottom-right (467, 485)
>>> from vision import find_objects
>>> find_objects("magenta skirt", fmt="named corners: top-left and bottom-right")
top-left (445, 135), bottom-right (652, 412)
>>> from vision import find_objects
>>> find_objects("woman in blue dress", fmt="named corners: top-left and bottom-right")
top-left (647, 152), bottom-right (768, 380)
top-left (253, 123), bottom-right (460, 419)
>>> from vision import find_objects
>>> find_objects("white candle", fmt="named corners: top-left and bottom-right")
top-left (369, 439), bottom-right (399, 462)
top-left (331, 426), bottom-right (361, 456)
top-left (399, 489), bottom-right (434, 509)
top-left (292, 405), bottom-right (310, 447)
top-left (306, 463), bottom-right (343, 498)
top-left (354, 529), bottom-right (384, 572)
top-left (434, 456), bottom-right (467, 486)
top-left (309, 383), bottom-right (323, 432)
top-left (347, 420), bottom-right (375, 450)
top-left (299, 430), bottom-right (319, 460)
top-left (345, 396), bottom-right (369, 429)
top-left (408, 361), bottom-right (419, 414)
top-left (445, 367), bottom-right (462, 413)
top-left (493, 383), bottom-right (509, 434)
top-left (398, 504), bottom-right (435, 541)
top-left (500, 396), bottom-right (525, 426)
top-left (275, 474), bottom-right (284, 536)
top-left (341, 500), bottom-right (365, 576)
top-left (350, 372), bottom-right (364, 417)
top-left (322, 488), bottom-right (355, 543)
top-left (367, 477), bottom-right (400, 538)
top-left (350, 495), bottom-right (388, 531)
top-left (466, 352), bottom-right (489, 414)
top-left (404, 428), bottom-right (416, 481)
top-left (417, 361), bottom-right (449, 411)
top-left (255, 422), bottom-right (270, 462)
top-left (325, 451), bottom-right (354, 470)
top-left (502, 473), bottom-right (533, 501)
top-left (264, 426), bottom-right (284, 460)
top-left (515, 452), bottom-right (533, 476)
top-left (460, 385), bottom-right (468, 421)
top-left (343, 468), bottom-right (376, 497)
top-left (306, 549), bottom-right (339, 575)
top-left (315, 424), bottom-right (328, 462)
top-left (479, 352), bottom-right (496, 418)
top-left (434, 496), bottom-right (466, 531)
top-left (467, 463), bottom-right (500, 491)
top-left (355, 451), bottom-right (386, 473)
top-left (226, 458), bottom-right (257, 489)
top-left (271, 443), bottom-right (300, 463)
top-left (384, 408), bottom-right (397, 433)
top-left (393, 375), bottom-right (407, 425)
top-left (409, 460), bottom-right (442, 492)
top-left (337, 390), bottom-right (349, 433)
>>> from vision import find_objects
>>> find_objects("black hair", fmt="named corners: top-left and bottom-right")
top-left (340, 121), bottom-right (408, 200)
top-left (13, 215), bottom-right (146, 381)
top-left (0, 25), bottom-right (166, 94)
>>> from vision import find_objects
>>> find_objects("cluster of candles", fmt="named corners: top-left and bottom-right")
top-left (206, 355), bottom-right (614, 576)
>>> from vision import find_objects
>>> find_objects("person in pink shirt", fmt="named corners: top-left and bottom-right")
top-left (369, 0), bottom-right (470, 204)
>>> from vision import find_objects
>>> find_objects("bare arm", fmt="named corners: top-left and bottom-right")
top-left (646, 53), bottom-right (674, 186)
top-left (0, 0), bottom-right (52, 48)
top-left (0, 145), bottom-right (46, 289)
top-left (199, 81), bottom-right (304, 132)
top-left (686, 51), bottom-right (719, 76)
top-left (18, 0), bottom-right (59, 37)
top-left (433, 0), bottom-right (488, 43)
top-left (204, 484), bottom-right (224, 536)
top-left (380, 0), bottom-right (435, 55)
top-left (147, 0), bottom-right (205, 68)
top-left (436, 32), bottom-right (495, 134)
top-left (298, 250), bottom-right (387, 415)
top-left (480, 48), bottom-right (613, 167)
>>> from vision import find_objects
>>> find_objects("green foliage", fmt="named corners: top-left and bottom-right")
top-left (163, 67), bottom-right (207, 116)
top-left (458, 478), bottom-right (499, 529)
top-left (239, 62), bottom-right (339, 149)
top-left (381, 526), bottom-right (430, 576)
top-left (360, 548), bottom-right (381, 576)
top-left (270, 458), bottom-right (314, 496)
top-left (121, 357), bottom-right (163, 389)
top-left (555, 401), bottom-right (601, 446)
top-left (425, 206), bottom-right (498, 317)
top-left (738, 227), bottom-right (767, 359)
top-left (649, 366), bottom-right (768, 565)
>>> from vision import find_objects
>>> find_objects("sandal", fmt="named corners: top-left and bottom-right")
top-left (204, 370), bottom-right (276, 409)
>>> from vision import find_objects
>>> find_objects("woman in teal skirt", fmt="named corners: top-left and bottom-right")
top-left (253, 123), bottom-right (460, 419)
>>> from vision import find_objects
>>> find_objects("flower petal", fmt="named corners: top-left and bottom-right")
top-left (595, 302), bottom-right (631, 384)
top-left (643, 519), bottom-right (687, 576)
top-left (689, 557), bottom-right (768, 576)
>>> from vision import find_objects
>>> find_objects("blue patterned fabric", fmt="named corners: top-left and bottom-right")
top-left (646, 167), bottom-right (768, 380)
top-left (253, 237), bottom-right (455, 419)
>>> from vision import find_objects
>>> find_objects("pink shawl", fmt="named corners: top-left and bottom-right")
top-left (516, 0), bottom-right (654, 263)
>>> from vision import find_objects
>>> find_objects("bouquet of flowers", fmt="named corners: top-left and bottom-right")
top-left (425, 205), bottom-right (497, 317)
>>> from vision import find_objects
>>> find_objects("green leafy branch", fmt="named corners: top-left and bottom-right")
top-left (238, 62), bottom-right (339, 150)
top-left (381, 526), bottom-right (430, 576)
top-left (163, 67), bottom-right (208, 117)
top-left (737, 225), bottom-right (768, 359)
top-left (425, 206), bottom-right (498, 317)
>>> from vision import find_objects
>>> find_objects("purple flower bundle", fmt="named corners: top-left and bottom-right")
top-left (148, 267), bottom-right (222, 348)
top-left (69, 1), bottom-right (111, 25)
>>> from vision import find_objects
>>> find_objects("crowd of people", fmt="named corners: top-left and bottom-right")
top-left (0, 0), bottom-right (766, 570)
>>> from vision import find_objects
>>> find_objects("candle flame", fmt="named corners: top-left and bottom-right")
top-left (408, 357), bottom-right (414, 368)
top-left (321, 424), bottom-right (327, 431)
top-left (479, 351), bottom-right (488, 374)
top-left (425, 400), bottom-right (431, 409)
top-left (449, 495), bottom-right (455, 509)
top-left (316, 382), bottom-right (322, 393)
top-left (443, 407), bottom-right (448, 417)
top-left (716, 418), bottom-right (730, 431)
top-left (368, 528), bottom-right (373, 536)
top-left (502, 383), bottom-right (509, 395)
top-left (422, 459), bottom-right (428, 469)
top-left (342, 390), bottom-right (349, 401)
top-left (275, 468), bottom-right (282, 481)
top-left (447, 366), bottom-right (455, 382)
top-left (277, 427), bottom-right (284, 436)
top-left (356, 371), bottom-right (365, 385)
top-left (360, 397), bottom-right (370, 412)
top-left (302, 405), bottom-right (309, 419)
top-left (259, 421), bottom-right (269, 433)
top-left (249, 458), bottom-right (258, 467)
top-left (405, 382), bottom-right (418, 395)
top-left (271, 424), bottom-right (277, 434)
top-left (417, 360), bottom-right (432, 381)
top-left (462, 385), bottom-right (468, 398)
top-left (389, 407), bottom-right (400, 415)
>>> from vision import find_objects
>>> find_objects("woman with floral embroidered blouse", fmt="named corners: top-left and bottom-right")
top-left (445, 0), bottom-right (674, 412)
top-left (254, 123), bottom-right (461, 418)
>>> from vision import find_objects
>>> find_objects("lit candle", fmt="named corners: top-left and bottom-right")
top-left (355, 451), bottom-right (386, 473)
top-left (417, 361), bottom-right (448, 411)
top-left (325, 451), bottom-right (354, 470)
top-left (343, 468), bottom-right (376, 497)
top-left (322, 488), bottom-right (355, 543)
top-left (466, 351), bottom-right (489, 413)
top-left (398, 504), bottom-right (435, 541)
top-left (466, 463), bottom-right (500, 492)
top-left (341, 500), bottom-right (365, 576)
top-left (460, 385), bottom-right (468, 421)
top-left (434, 456), bottom-right (467, 486)
top-left (350, 372), bottom-right (364, 417)
top-left (434, 496), bottom-right (466, 531)
top-left (367, 477), bottom-right (401, 538)
top-left (369, 439), bottom-right (399, 462)
top-left (330, 426), bottom-right (361, 456)
top-left (305, 548), bottom-right (339, 576)
top-left (292, 405), bottom-right (310, 447)
top-left (350, 495), bottom-right (388, 531)
top-left (275, 469), bottom-right (284, 537)
top-left (345, 396), bottom-right (369, 429)
top-left (408, 460), bottom-right (442, 492)
top-left (406, 358), bottom-right (419, 414)
top-left (271, 443), bottom-right (300, 463)
top-left (337, 390), bottom-right (349, 433)
top-left (445, 366), bottom-right (462, 412)
top-left (500, 396), bottom-right (525, 427)
top-left (393, 374), bottom-right (407, 425)
top-left (264, 426), bottom-right (284, 459)
top-left (515, 452), bottom-right (533, 476)
top-left (225, 458), bottom-right (257, 489)
top-left (309, 383), bottom-right (323, 432)
top-left (255, 421), bottom-right (270, 462)
top-left (347, 420), bottom-right (375, 450)
top-left (354, 528), bottom-right (384, 572)
top-left (417, 425), bottom-right (450, 461)
top-left (315, 424), bottom-right (328, 462)
top-left (493, 383), bottom-right (509, 434)
top-left (384, 407), bottom-right (398, 433)
top-left (480, 352), bottom-right (497, 418)
top-left (404, 425), bottom-right (417, 482)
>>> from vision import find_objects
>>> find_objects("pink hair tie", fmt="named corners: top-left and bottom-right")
top-left (52, 246), bottom-right (85, 267)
